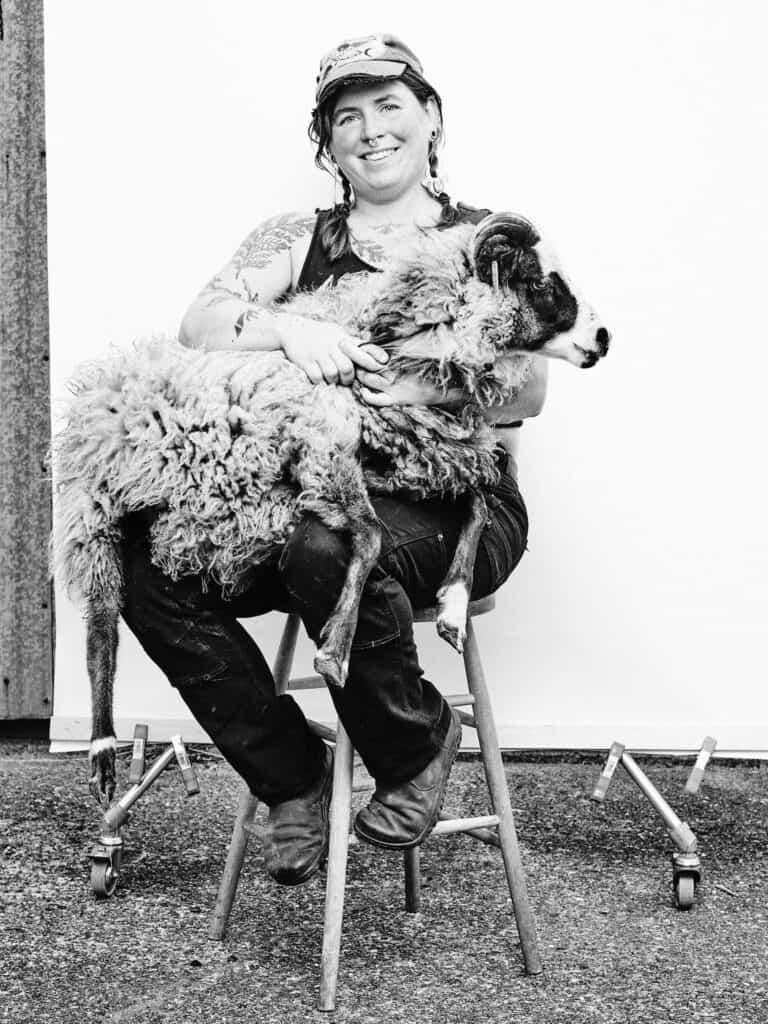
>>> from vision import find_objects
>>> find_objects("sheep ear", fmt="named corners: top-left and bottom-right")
top-left (472, 213), bottom-right (540, 287)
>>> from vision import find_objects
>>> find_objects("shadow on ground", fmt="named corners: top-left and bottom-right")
top-left (1, 742), bottom-right (767, 1023)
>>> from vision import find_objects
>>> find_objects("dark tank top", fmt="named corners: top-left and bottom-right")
top-left (296, 201), bottom-right (492, 291)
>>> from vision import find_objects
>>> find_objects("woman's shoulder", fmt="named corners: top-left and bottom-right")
top-left (227, 211), bottom-right (319, 289)
top-left (239, 210), bottom-right (318, 252)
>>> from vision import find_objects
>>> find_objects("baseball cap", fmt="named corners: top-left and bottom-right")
top-left (315, 34), bottom-right (433, 106)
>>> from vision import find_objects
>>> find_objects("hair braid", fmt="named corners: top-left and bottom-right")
top-left (429, 147), bottom-right (460, 228)
top-left (320, 170), bottom-right (353, 261)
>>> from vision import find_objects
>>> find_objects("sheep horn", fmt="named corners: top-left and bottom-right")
top-left (472, 212), bottom-right (541, 257)
top-left (471, 213), bottom-right (541, 285)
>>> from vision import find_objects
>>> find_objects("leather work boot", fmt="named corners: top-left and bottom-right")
top-left (354, 709), bottom-right (462, 850)
top-left (263, 744), bottom-right (333, 885)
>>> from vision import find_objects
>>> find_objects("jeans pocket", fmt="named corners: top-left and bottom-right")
top-left (381, 529), bottom-right (450, 612)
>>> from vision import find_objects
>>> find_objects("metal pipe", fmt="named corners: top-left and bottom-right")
top-left (102, 745), bottom-right (176, 830)
top-left (620, 751), bottom-right (697, 853)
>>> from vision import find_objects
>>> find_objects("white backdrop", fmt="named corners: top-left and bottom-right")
top-left (46, 2), bottom-right (768, 756)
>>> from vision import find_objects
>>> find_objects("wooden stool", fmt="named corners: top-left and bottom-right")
top-left (209, 597), bottom-right (542, 1010)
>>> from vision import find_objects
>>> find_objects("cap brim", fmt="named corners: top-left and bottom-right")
top-left (317, 59), bottom-right (408, 103)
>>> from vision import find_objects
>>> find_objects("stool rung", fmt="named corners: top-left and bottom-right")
top-left (439, 813), bottom-right (500, 848)
top-left (288, 674), bottom-right (325, 690)
top-left (308, 720), bottom-right (337, 743)
top-left (432, 814), bottom-right (500, 836)
top-left (347, 818), bottom-right (501, 848)
top-left (445, 694), bottom-right (476, 727)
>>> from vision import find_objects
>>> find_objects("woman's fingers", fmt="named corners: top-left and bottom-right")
top-left (359, 343), bottom-right (390, 364)
top-left (342, 339), bottom-right (389, 372)
top-left (285, 328), bottom-right (388, 387)
top-left (333, 352), bottom-right (356, 385)
top-left (357, 368), bottom-right (396, 389)
top-left (318, 356), bottom-right (340, 383)
top-left (358, 385), bottom-right (395, 407)
top-left (303, 360), bottom-right (324, 385)
top-left (315, 352), bottom-right (355, 385)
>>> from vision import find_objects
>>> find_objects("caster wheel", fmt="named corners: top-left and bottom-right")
top-left (91, 859), bottom-right (119, 899)
top-left (674, 873), bottom-right (696, 910)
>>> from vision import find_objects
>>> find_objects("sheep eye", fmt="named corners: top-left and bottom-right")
top-left (529, 279), bottom-right (547, 293)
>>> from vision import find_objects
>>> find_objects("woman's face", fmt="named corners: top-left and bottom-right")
top-left (329, 80), bottom-right (439, 205)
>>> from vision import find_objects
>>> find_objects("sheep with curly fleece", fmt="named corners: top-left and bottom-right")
top-left (52, 212), bottom-right (610, 803)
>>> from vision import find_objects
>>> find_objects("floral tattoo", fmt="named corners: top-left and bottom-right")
top-left (201, 212), bottom-right (316, 307)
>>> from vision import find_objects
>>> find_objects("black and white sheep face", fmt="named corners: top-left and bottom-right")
top-left (471, 214), bottom-right (611, 369)
top-left (520, 239), bottom-right (611, 368)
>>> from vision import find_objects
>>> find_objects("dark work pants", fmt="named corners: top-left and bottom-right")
top-left (120, 457), bottom-right (528, 806)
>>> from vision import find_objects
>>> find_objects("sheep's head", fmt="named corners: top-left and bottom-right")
top-left (471, 213), bottom-right (611, 368)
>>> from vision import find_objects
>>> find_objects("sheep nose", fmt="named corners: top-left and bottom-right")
top-left (595, 327), bottom-right (611, 356)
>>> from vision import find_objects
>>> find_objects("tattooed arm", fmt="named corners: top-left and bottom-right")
top-left (178, 212), bottom-right (387, 385)
top-left (179, 212), bottom-right (312, 351)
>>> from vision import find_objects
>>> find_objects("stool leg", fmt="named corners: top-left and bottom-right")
top-left (404, 847), bottom-right (422, 912)
top-left (274, 611), bottom-right (302, 695)
top-left (463, 618), bottom-right (543, 975)
top-left (209, 613), bottom-right (300, 940)
top-left (209, 787), bottom-right (260, 939)
top-left (318, 722), bottom-right (354, 1012)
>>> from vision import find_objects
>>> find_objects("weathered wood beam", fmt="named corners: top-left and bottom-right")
top-left (0, 0), bottom-right (54, 719)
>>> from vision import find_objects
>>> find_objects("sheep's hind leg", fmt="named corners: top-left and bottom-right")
top-left (86, 600), bottom-right (120, 806)
top-left (314, 502), bottom-right (381, 688)
top-left (299, 455), bottom-right (382, 689)
top-left (435, 491), bottom-right (488, 653)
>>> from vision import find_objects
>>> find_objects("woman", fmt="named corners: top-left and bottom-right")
top-left (122, 34), bottom-right (547, 886)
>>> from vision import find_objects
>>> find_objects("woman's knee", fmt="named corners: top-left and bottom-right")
top-left (120, 516), bottom-right (207, 647)
top-left (279, 515), bottom-right (350, 603)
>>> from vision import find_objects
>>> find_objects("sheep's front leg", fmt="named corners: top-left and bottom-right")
top-left (86, 600), bottom-right (120, 806)
top-left (314, 508), bottom-right (382, 689)
top-left (435, 491), bottom-right (488, 653)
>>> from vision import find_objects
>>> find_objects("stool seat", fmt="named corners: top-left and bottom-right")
top-left (209, 600), bottom-right (541, 1010)
top-left (412, 594), bottom-right (495, 622)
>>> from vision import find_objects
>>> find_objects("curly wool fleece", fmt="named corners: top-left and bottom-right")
top-left (52, 224), bottom-right (533, 611)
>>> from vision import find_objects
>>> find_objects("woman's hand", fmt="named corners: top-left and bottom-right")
top-left (357, 361), bottom-right (456, 407)
top-left (279, 316), bottom-right (389, 385)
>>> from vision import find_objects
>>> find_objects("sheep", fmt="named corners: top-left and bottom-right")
top-left (51, 212), bottom-right (610, 805)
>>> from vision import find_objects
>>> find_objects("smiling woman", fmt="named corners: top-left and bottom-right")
top-left (131, 33), bottom-right (546, 885)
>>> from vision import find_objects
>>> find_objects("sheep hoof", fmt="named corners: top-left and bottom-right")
top-left (314, 649), bottom-right (348, 689)
top-left (88, 738), bottom-right (117, 807)
top-left (436, 617), bottom-right (466, 654)
top-left (435, 582), bottom-right (469, 653)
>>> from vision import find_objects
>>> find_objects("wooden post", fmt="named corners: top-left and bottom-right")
top-left (0, 0), bottom-right (54, 720)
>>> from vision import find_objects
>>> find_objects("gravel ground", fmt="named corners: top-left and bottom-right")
top-left (1, 741), bottom-right (767, 1024)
